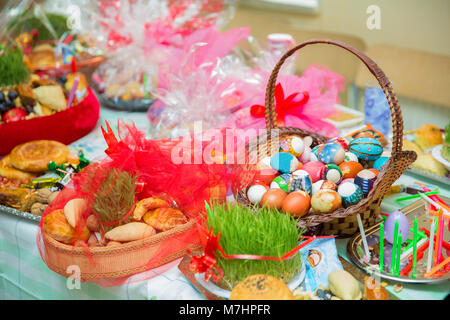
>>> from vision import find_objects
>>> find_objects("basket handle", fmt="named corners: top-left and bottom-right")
top-left (265, 39), bottom-right (404, 156)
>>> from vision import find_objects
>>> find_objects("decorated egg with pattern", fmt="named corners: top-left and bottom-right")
top-left (373, 156), bottom-right (389, 171)
top-left (270, 174), bottom-right (292, 192)
top-left (344, 152), bottom-right (359, 162)
top-left (328, 137), bottom-right (349, 150)
top-left (312, 180), bottom-right (338, 195)
top-left (290, 170), bottom-right (313, 195)
top-left (339, 161), bottom-right (363, 179)
top-left (354, 169), bottom-right (377, 197)
top-left (338, 182), bottom-right (363, 208)
top-left (348, 137), bottom-right (383, 161)
top-left (301, 161), bottom-right (325, 183)
top-left (320, 164), bottom-right (343, 184)
top-left (317, 143), bottom-right (345, 165)
top-left (311, 144), bottom-right (322, 162)
top-left (311, 190), bottom-right (342, 214)
top-left (270, 152), bottom-right (299, 174)
top-left (279, 136), bottom-right (305, 157)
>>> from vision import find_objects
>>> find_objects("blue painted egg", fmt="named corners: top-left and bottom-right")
top-left (354, 169), bottom-right (377, 197)
top-left (373, 156), bottom-right (389, 171)
top-left (320, 164), bottom-right (343, 184)
top-left (338, 182), bottom-right (363, 208)
top-left (270, 174), bottom-right (292, 192)
top-left (310, 144), bottom-right (322, 162)
top-left (290, 170), bottom-right (313, 195)
top-left (270, 152), bottom-right (299, 173)
top-left (348, 137), bottom-right (383, 161)
top-left (327, 137), bottom-right (349, 150)
top-left (317, 143), bottom-right (345, 165)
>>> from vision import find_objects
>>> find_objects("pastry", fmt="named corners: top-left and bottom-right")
top-left (43, 209), bottom-right (90, 244)
top-left (230, 274), bottom-right (294, 300)
top-left (16, 84), bottom-right (37, 106)
top-left (0, 155), bottom-right (37, 182)
top-left (30, 49), bottom-right (56, 69)
top-left (143, 207), bottom-right (187, 231)
top-left (32, 85), bottom-right (67, 111)
top-left (328, 270), bottom-right (362, 300)
top-left (411, 154), bottom-right (447, 176)
top-left (402, 139), bottom-right (423, 156)
top-left (104, 222), bottom-right (156, 242)
top-left (133, 197), bottom-right (170, 221)
top-left (414, 124), bottom-right (443, 151)
top-left (0, 187), bottom-right (37, 211)
top-left (10, 140), bottom-right (69, 173)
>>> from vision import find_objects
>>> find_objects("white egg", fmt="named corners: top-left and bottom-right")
top-left (247, 184), bottom-right (268, 203)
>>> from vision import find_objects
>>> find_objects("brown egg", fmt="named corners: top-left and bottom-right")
top-left (282, 191), bottom-right (311, 217)
top-left (339, 161), bottom-right (363, 179)
top-left (260, 189), bottom-right (287, 210)
top-left (311, 190), bottom-right (342, 214)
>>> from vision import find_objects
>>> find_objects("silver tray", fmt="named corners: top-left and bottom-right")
top-left (0, 204), bottom-right (41, 223)
top-left (347, 198), bottom-right (449, 284)
top-left (95, 91), bottom-right (156, 112)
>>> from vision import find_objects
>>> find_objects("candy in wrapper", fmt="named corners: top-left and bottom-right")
top-left (21, 177), bottom-right (61, 189)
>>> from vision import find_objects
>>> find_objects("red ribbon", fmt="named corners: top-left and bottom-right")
top-left (250, 83), bottom-right (309, 127)
top-left (189, 224), bottom-right (335, 282)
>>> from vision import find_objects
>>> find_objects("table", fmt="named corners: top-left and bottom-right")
top-left (1, 106), bottom-right (449, 300)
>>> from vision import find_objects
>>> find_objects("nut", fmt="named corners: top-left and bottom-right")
top-left (31, 202), bottom-right (47, 216)
top-left (36, 188), bottom-right (52, 204)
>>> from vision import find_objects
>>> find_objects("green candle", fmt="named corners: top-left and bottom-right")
top-left (379, 222), bottom-right (385, 273)
top-left (391, 220), bottom-right (399, 275)
top-left (395, 233), bottom-right (402, 276)
top-left (412, 217), bottom-right (418, 279)
top-left (143, 73), bottom-right (149, 99)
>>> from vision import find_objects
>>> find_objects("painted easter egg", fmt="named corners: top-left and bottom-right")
top-left (279, 136), bottom-right (305, 157)
top-left (337, 182), bottom-right (363, 208)
top-left (348, 137), bottom-right (383, 161)
top-left (317, 143), bottom-right (345, 165)
top-left (373, 156), bottom-right (389, 171)
top-left (344, 152), bottom-right (359, 163)
top-left (311, 190), bottom-right (342, 214)
top-left (290, 170), bottom-right (313, 195)
top-left (312, 180), bottom-right (338, 195)
top-left (311, 144), bottom-right (322, 162)
top-left (384, 210), bottom-right (410, 244)
top-left (341, 178), bottom-right (355, 185)
top-left (261, 189), bottom-right (287, 210)
top-left (270, 174), bottom-right (292, 193)
top-left (320, 164), bottom-right (343, 184)
top-left (282, 190), bottom-right (311, 217)
top-left (247, 183), bottom-right (269, 204)
top-left (354, 169), bottom-right (377, 197)
top-left (301, 161), bottom-right (325, 183)
top-left (270, 152), bottom-right (299, 174)
top-left (328, 137), bottom-right (349, 150)
top-left (339, 161), bottom-right (363, 179)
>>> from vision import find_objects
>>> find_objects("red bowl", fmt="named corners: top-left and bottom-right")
top-left (0, 87), bottom-right (100, 155)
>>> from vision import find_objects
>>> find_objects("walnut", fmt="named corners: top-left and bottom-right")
top-left (36, 188), bottom-right (52, 204)
top-left (31, 202), bottom-right (47, 216)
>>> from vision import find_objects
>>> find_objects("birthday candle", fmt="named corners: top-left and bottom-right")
top-left (434, 211), bottom-right (441, 264)
top-left (426, 218), bottom-right (436, 273)
top-left (412, 217), bottom-right (418, 279)
top-left (391, 220), bottom-right (399, 275)
top-left (436, 210), bottom-right (445, 265)
top-left (379, 222), bottom-right (384, 273)
top-left (143, 73), bottom-right (149, 99)
top-left (395, 233), bottom-right (402, 277)
top-left (67, 75), bottom-right (79, 108)
top-left (357, 214), bottom-right (371, 261)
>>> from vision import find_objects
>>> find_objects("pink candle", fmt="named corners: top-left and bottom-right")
top-left (436, 210), bottom-right (445, 264)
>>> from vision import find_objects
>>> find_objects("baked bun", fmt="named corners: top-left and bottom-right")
top-left (411, 154), bottom-right (447, 176)
top-left (415, 124), bottom-right (443, 151)
top-left (402, 139), bottom-right (423, 156)
top-left (10, 140), bottom-right (69, 173)
top-left (230, 274), bottom-right (294, 300)
top-left (143, 207), bottom-right (187, 231)
top-left (30, 49), bottom-right (55, 69)
top-left (0, 155), bottom-right (37, 182)
top-left (33, 85), bottom-right (67, 111)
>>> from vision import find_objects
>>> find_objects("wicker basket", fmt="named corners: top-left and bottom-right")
top-left (236, 39), bottom-right (417, 237)
top-left (41, 219), bottom-right (199, 280)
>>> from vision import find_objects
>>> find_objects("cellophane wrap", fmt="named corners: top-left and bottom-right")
top-left (37, 121), bottom-right (254, 287)
top-left (78, 0), bottom-right (237, 99)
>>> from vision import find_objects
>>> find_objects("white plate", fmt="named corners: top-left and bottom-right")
top-left (194, 263), bottom-right (306, 299)
top-left (432, 144), bottom-right (450, 171)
